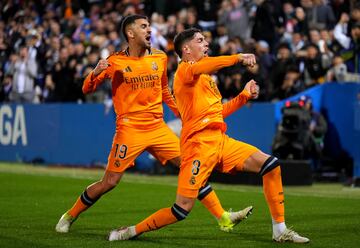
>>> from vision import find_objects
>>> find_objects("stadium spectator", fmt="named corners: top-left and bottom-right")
top-left (279, 1), bottom-right (297, 44)
top-left (193, 0), bottom-right (220, 32)
top-left (290, 32), bottom-right (306, 53)
top-left (271, 66), bottom-right (304, 101)
top-left (218, 0), bottom-right (250, 41)
top-left (326, 55), bottom-right (347, 81)
top-left (242, 63), bottom-right (267, 101)
top-left (308, 29), bottom-right (326, 53)
top-left (254, 40), bottom-right (274, 97)
top-left (49, 47), bottom-right (80, 102)
top-left (293, 6), bottom-right (309, 35)
top-left (184, 8), bottom-right (202, 30)
top-left (164, 14), bottom-right (178, 40)
top-left (108, 28), bottom-right (309, 244)
top-left (0, 0), bottom-right (356, 105)
top-left (0, 74), bottom-right (12, 102)
top-left (270, 42), bottom-right (298, 98)
top-left (330, 0), bottom-right (351, 22)
top-left (7, 46), bottom-right (37, 103)
top-left (302, 0), bottom-right (336, 30)
top-left (203, 30), bottom-right (220, 56)
top-left (325, 54), bottom-right (360, 82)
top-left (319, 28), bottom-right (343, 55)
top-left (300, 43), bottom-right (331, 88)
top-left (251, 0), bottom-right (283, 52)
top-left (218, 72), bottom-right (243, 100)
top-left (150, 13), bottom-right (169, 50)
top-left (42, 73), bottom-right (56, 102)
top-left (56, 14), bottom-right (250, 235)
top-left (346, 1), bottom-right (360, 32)
top-left (214, 24), bottom-right (229, 48)
top-left (338, 21), bottom-right (360, 74)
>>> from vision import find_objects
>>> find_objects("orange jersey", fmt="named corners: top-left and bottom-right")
top-left (173, 55), bottom-right (250, 143)
top-left (83, 48), bottom-right (178, 129)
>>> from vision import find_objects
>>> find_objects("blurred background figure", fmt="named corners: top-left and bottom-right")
top-left (0, 74), bottom-right (12, 102)
top-left (299, 95), bottom-right (327, 171)
top-left (272, 95), bottom-right (327, 171)
top-left (8, 46), bottom-right (37, 103)
top-left (271, 66), bottom-right (304, 101)
top-left (218, 0), bottom-right (250, 41)
top-left (0, 0), bottom-right (358, 105)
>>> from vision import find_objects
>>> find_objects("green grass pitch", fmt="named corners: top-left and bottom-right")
top-left (0, 162), bottom-right (360, 248)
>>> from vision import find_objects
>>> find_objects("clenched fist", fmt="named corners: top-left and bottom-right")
top-left (93, 59), bottom-right (110, 76)
top-left (244, 79), bottom-right (259, 99)
top-left (238, 53), bottom-right (256, 67)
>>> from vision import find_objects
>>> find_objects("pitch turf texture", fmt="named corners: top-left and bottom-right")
top-left (0, 163), bottom-right (360, 248)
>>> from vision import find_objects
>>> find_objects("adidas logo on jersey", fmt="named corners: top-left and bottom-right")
top-left (123, 66), bottom-right (132, 73)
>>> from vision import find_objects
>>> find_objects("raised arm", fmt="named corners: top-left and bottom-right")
top-left (189, 55), bottom-right (240, 75)
top-left (161, 58), bottom-right (179, 116)
top-left (82, 59), bottom-right (112, 94)
top-left (222, 80), bottom-right (259, 118)
top-left (183, 54), bottom-right (256, 83)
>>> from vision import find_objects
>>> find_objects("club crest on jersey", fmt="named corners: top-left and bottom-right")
top-left (114, 160), bottom-right (121, 167)
top-left (151, 61), bottom-right (158, 71)
top-left (189, 176), bottom-right (196, 185)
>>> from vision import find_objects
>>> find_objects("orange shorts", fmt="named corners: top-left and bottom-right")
top-left (106, 121), bottom-right (180, 173)
top-left (177, 128), bottom-right (258, 198)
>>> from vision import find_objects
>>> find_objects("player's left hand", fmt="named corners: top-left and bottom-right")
top-left (240, 54), bottom-right (256, 67)
top-left (244, 79), bottom-right (259, 99)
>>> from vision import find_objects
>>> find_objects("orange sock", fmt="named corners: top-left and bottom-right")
top-left (262, 166), bottom-right (285, 223)
top-left (135, 207), bottom-right (178, 235)
top-left (200, 191), bottom-right (225, 219)
top-left (68, 197), bottom-right (89, 218)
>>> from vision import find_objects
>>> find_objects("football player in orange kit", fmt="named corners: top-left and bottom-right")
top-left (56, 15), bottom-right (252, 234)
top-left (109, 28), bottom-right (310, 244)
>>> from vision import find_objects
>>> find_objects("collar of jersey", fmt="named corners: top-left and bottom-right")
top-left (125, 47), bottom-right (152, 57)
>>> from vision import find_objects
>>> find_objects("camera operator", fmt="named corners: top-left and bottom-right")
top-left (299, 95), bottom-right (327, 171)
top-left (272, 95), bottom-right (327, 170)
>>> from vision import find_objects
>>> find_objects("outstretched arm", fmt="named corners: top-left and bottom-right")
top-left (183, 54), bottom-right (256, 83)
top-left (191, 54), bottom-right (256, 75)
top-left (222, 80), bottom-right (259, 118)
top-left (82, 59), bottom-right (111, 94)
top-left (189, 55), bottom-right (240, 76)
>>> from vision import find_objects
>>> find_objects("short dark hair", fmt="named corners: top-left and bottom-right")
top-left (306, 42), bottom-right (319, 52)
top-left (277, 42), bottom-right (291, 51)
top-left (120, 14), bottom-right (148, 42)
top-left (173, 28), bottom-right (201, 58)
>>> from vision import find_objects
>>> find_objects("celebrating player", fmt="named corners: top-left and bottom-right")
top-left (108, 28), bottom-right (309, 244)
top-left (56, 15), bottom-right (252, 234)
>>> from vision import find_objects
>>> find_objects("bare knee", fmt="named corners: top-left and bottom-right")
top-left (244, 151), bottom-right (281, 176)
top-left (175, 194), bottom-right (195, 212)
top-left (170, 195), bottom-right (195, 221)
top-left (243, 151), bottom-right (271, 173)
top-left (101, 171), bottom-right (123, 191)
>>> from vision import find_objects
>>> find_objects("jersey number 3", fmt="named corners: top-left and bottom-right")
top-left (191, 160), bottom-right (201, 176)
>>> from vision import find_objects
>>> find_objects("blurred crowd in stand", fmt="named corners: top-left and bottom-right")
top-left (0, 0), bottom-right (357, 180)
top-left (0, 0), bottom-right (359, 104)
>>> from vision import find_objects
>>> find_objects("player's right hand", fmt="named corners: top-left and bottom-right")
top-left (239, 53), bottom-right (256, 67)
top-left (93, 59), bottom-right (110, 76)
